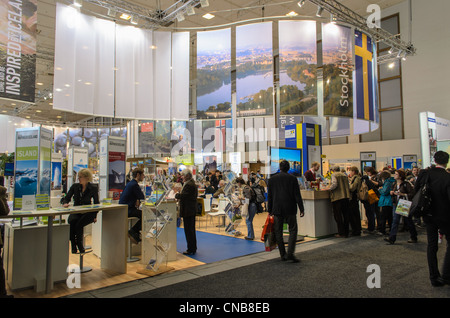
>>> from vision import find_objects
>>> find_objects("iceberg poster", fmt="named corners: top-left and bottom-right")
top-left (14, 128), bottom-right (39, 209)
top-left (39, 128), bottom-right (52, 196)
top-left (196, 28), bottom-right (232, 119)
top-left (278, 21), bottom-right (317, 116)
top-left (236, 22), bottom-right (273, 117)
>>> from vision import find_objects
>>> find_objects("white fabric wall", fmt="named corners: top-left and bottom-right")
top-left (53, 4), bottom-right (189, 121)
top-left (0, 116), bottom-right (33, 153)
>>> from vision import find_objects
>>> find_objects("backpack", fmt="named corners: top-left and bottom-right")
top-left (409, 172), bottom-right (433, 218)
top-left (358, 180), bottom-right (369, 202)
top-left (251, 184), bottom-right (265, 204)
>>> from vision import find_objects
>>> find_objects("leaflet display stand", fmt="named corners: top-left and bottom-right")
top-left (138, 189), bottom-right (176, 277)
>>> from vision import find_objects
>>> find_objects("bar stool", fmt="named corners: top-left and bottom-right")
top-left (77, 228), bottom-right (92, 273)
top-left (127, 217), bottom-right (140, 263)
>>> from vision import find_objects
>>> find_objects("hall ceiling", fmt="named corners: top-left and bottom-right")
top-left (0, 0), bottom-right (406, 127)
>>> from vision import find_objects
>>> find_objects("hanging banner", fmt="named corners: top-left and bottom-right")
top-left (322, 23), bottom-right (353, 118)
top-left (278, 21), bottom-right (317, 116)
top-left (107, 137), bottom-right (126, 200)
top-left (355, 30), bottom-right (375, 121)
top-left (0, 0), bottom-right (37, 102)
top-left (196, 28), bottom-right (232, 119)
top-left (236, 22), bottom-right (273, 117)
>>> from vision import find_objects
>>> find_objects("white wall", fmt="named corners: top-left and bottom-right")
top-left (0, 115), bottom-right (33, 153)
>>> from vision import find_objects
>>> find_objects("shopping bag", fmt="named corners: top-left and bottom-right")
top-left (264, 231), bottom-right (277, 252)
top-left (260, 214), bottom-right (274, 242)
top-left (395, 198), bottom-right (412, 217)
top-left (367, 189), bottom-right (379, 205)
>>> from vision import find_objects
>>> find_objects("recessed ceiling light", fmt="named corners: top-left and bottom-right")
top-left (36, 110), bottom-right (42, 113)
top-left (37, 82), bottom-right (44, 86)
top-left (202, 13), bottom-right (215, 20)
top-left (286, 11), bottom-right (298, 17)
top-left (57, 116), bottom-right (62, 119)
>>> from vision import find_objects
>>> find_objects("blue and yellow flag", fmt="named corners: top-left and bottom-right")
top-left (355, 30), bottom-right (375, 121)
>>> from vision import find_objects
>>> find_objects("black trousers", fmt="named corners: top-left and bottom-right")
top-left (183, 215), bottom-right (197, 253)
top-left (379, 206), bottom-right (393, 234)
top-left (68, 212), bottom-right (97, 248)
top-left (273, 214), bottom-right (297, 257)
top-left (128, 207), bottom-right (142, 234)
top-left (0, 248), bottom-right (6, 296)
top-left (425, 217), bottom-right (450, 282)
top-left (332, 198), bottom-right (349, 236)
top-left (348, 199), bottom-right (362, 235)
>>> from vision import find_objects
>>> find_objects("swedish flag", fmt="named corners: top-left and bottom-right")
top-left (355, 30), bottom-right (375, 121)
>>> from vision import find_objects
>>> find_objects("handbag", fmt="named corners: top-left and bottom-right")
top-left (367, 189), bottom-right (379, 205)
top-left (395, 198), bottom-right (412, 217)
top-left (409, 172), bottom-right (433, 218)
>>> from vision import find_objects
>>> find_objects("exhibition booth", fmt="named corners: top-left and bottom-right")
top-left (1, 1), bottom-right (450, 299)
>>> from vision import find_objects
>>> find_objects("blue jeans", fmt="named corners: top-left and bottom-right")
top-left (246, 202), bottom-right (257, 239)
top-left (389, 210), bottom-right (417, 242)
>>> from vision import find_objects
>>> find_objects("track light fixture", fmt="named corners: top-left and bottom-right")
top-left (186, 5), bottom-right (195, 16)
top-left (388, 47), bottom-right (394, 54)
top-left (297, 0), bottom-right (306, 7)
top-left (200, 0), bottom-right (209, 8)
top-left (316, 6), bottom-right (323, 17)
top-left (107, 8), bottom-right (116, 17)
top-left (176, 12), bottom-right (185, 22)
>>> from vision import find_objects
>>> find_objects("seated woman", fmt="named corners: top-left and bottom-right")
top-left (63, 168), bottom-right (99, 254)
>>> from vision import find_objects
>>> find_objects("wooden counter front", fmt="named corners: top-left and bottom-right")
top-left (300, 190), bottom-right (330, 200)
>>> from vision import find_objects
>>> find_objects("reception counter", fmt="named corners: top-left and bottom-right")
top-left (298, 190), bottom-right (337, 238)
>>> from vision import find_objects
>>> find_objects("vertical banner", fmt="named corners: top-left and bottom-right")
top-left (236, 22), bottom-right (273, 117)
top-left (67, 146), bottom-right (88, 190)
top-left (0, 0), bottom-right (36, 102)
top-left (107, 137), bottom-right (126, 200)
top-left (322, 23), bottom-right (353, 118)
top-left (278, 21), bottom-right (317, 115)
top-left (14, 128), bottom-right (39, 209)
top-left (196, 28), bottom-right (232, 119)
top-left (355, 30), bottom-right (375, 121)
top-left (39, 128), bottom-right (52, 199)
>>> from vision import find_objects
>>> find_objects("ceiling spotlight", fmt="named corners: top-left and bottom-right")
top-left (130, 15), bottom-right (138, 25)
top-left (202, 13), bottom-right (215, 20)
top-left (200, 0), bottom-right (209, 8)
top-left (316, 6), bottom-right (323, 17)
top-left (119, 13), bottom-right (131, 20)
top-left (176, 12), bottom-right (185, 22)
top-left (107, 8), bottom-right (116, 17)
top-left (388, 47), bottom-right (394, 54)
top-left (186, 5), bottom-right (195, 16)
top-left (396, 50), bottom-right (403, 58)
top-left (330, 14), bottom-right (337, 24)
top-left (73, 0), bottom-right (82, 8)
top-left (402, 52), bottom-right (407, 61)
top-left (297, 0), bottom-right (305, 7)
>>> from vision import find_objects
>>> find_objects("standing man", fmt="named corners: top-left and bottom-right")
top-left (175, 169), bottom-right (198, 255)
top-left (304, 161), bottom-right (321, 182)
top-left (268, 160), bottom-right (305, 263)
top-left (330, 166), bottom-right (351, 238)
top-left (415, 151), bottom-right (450, 287)
top-left (119, 168), bottom-right (145, 244)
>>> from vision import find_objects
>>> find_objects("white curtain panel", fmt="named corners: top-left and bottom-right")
top-left (153, 31), bottom-right (172, 120)
top-left (53, 4), bottom-right (115, 116)
top-left (171, 32), bottom-right (190, 121)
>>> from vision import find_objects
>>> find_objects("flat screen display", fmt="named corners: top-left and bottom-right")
top-left (270, 147), bottom-right (302, 176)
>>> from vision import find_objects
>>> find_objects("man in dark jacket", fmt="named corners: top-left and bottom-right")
top-left (175, 169), bottom-right (198, 255)
top-left (415, 151), bottom-right (450, 287)
top-left (268, 160), bottom-right (305, 262)
top-left (119, 168), bottom-right (145, 244)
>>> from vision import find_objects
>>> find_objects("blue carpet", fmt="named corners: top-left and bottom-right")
top-left (176, 228), bottom-right (265, 263)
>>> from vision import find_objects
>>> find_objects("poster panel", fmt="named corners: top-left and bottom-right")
top-left (14, 128), bottom-right (39, 208)
top-left (108, 137), bottom-right (126, 200)
top-left (0, 0), bottom-right (37, 102)
top-left (355, 30), bottom-right (375, 121)
top-left (196, 28), bottom-right (232, 119)
top-left (278, 21), bottom-right (317, 116)
top-left (236, 22), bottom-right (273, 117)
top-left (322, 23), bottom-right (353, 118)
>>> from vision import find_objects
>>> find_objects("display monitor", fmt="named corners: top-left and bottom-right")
top-left (4, 163), bottom-right (14, 176)
top-left (269, 147), bottom-right (302, 176)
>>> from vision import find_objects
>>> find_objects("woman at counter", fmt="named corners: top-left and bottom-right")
top-left (63, 168), bottom-right (99, 254)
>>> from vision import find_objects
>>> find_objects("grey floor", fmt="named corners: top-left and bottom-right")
top-left (64, 226), bottom-right (450, 299)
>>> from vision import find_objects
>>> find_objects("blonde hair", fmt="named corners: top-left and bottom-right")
top-left (78, 168), bottom-right (93, 182)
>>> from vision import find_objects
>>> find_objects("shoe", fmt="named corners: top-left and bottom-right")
top-left (128, 230), bottom-right (140, 244)
top-left (431, 279), bottom-right (445, 287)
top-left (384, 238), bottom-right (394, 245)
top-left (286, 255), bottom-right (300, 263)
top-left (244, 236), bottom-right (254, 241)
top-left (407, 238), bottom-right (418, 243)
top-left (334, 234), bottom-right (347, 238)
top-left (183, 251), bottom-right (196, 256)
